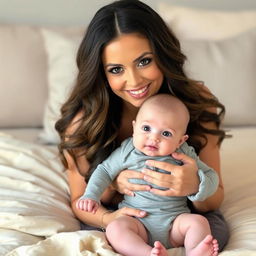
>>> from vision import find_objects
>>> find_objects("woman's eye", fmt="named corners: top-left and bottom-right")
top-left (162, 131), bottom-right (172, 137)
top-left (142, 125), bottom-right (151, 132)
top-left (138, 58), bottom-right (152, 67)
top-left (108, 66), bottom-right (123, 74)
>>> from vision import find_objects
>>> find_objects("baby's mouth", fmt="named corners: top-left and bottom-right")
top-left (145, 144), bottom-right (158, 151)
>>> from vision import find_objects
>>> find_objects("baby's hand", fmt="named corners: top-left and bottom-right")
top-left (76, 198), bottom-right (99, 214)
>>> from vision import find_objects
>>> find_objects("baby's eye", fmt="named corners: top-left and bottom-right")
top-left (108, 66), bottom-right (123, 74)
top-left (138, 58), bottom-right (152, 67)
top-left (162, 131), bottom-right (172, 137)
top-left (142, 125), bottom-right (151, 132)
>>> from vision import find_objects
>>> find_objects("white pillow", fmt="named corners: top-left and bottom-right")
top-left (0, 25), bottom-right (48, 128)
top-left (181, 28), bottom-right (256, 126)
top-left (39, 29), bottom-right (82, 144)
top-left (158, 3), bottom-right (256, 40)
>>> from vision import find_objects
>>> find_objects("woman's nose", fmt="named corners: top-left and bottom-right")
top-left (125, 69), bottom-right (143, 87)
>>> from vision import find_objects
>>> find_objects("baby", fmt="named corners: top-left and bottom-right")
top-left (77, 94), bottom-right (219, 256)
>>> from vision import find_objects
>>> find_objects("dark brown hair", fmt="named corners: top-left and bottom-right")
top-left (55, 0), bottom-right (227, 176)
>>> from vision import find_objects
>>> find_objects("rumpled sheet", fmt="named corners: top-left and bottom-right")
top-left (1, 128), bottom-right (256, 256)
top-left (0, 133), bottom-right (79, 255)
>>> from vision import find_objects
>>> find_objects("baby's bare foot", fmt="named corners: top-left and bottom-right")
top-left (150, 241), bottom-right (168, 256)
top-left (188, 235), bottom-right (219, 256)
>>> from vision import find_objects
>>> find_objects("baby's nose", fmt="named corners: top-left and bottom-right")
top-left (149, 133), bottom-right (160, 142)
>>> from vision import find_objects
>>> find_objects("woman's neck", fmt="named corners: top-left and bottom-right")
top-left (124, 101), bottom-right (138, 116)
top-left (118, 102), bottom-right (138, 142)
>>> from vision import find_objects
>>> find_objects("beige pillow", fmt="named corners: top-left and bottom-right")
top-left (158, 3), bottom-right (256, 40)
top-left (39, 29), bottom-right (83, 143)
top-left (181, 28), bottom-right (256, 126)
top-left (0, 25), bottom-right (48, 128)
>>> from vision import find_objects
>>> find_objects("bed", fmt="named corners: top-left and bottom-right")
top-left (1, 2), bottom-right (256, 255)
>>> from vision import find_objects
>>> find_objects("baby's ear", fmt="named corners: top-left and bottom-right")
top-left (183, 134), bottom-right (189, 142)
top-left (178, 134), bottom-right (189, 147)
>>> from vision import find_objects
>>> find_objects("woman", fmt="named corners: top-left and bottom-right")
top-left (55, 0), bottom-right (229, 251)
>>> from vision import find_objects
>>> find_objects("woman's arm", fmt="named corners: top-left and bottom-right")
top-left (192, 84), bottom-right (224, 211)
top-left (192, 121), bottom-right (224, 212)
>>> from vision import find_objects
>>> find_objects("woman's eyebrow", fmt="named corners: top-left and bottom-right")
top-left (104, 63), bottom-right (121, 68)
top-left (133, 52), bottom-right (153, 63)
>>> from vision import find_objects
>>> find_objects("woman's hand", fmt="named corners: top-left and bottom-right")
top-left (101, 207), bottom-right (147, 228)
top-left (112, 170), bottom-right (151, 196)
top-left (142, 151), bottom-right (200, 197)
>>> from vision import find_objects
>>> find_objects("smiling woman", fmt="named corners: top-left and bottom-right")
top-left (55, 0), bottom-right (229, 254)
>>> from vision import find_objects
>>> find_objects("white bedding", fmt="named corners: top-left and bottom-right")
top-left (0, 128), bottom-right (256, 256)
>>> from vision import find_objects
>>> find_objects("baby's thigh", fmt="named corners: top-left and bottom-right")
top-left (106, 216), bottom-right (148, 242)
top-left (169, 213), bottom-right (210, 247)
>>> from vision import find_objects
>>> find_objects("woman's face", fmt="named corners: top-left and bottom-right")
top-left (102, 33), bottom-right (164, 108)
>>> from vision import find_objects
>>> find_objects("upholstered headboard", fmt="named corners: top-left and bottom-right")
top-left (1, 0), bottom-right (256, 144)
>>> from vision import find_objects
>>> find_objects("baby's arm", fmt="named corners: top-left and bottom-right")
top-left (181, 143), bottom-right (219, 201)
top-left (77, 144), bottom-right (126, 211)
top-left (76, 198), bottom-right (99, 214)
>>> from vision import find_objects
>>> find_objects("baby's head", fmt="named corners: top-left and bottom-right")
top-left (132, 94), bottom-right (190, 156)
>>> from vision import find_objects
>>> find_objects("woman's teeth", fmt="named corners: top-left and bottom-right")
top-left (129, 86), bottom-right (148, 95)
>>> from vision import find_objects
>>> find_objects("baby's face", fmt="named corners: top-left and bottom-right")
top-left (132, 108), bottom-right (187, 157)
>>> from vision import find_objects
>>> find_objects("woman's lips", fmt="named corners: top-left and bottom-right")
top-left (127, 85), bottom-right (149, 99)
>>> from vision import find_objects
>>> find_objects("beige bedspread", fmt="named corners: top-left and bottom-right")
top-left (0, 129), bottom-right (256, 256)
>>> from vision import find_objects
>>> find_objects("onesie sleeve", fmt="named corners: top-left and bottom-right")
top-left (79, 139), bottom-right (130, 203)
top-left (179, 143), bottom-right (219, 202)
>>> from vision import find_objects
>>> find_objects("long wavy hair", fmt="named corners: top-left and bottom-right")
top-left (55, 0), bottom-right (227, 177)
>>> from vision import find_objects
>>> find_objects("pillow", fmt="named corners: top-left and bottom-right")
top-left (0, 25), bottom-right (48, 128)
top-left (39, 29), bottom-right (82, 144)
top-left (158, 3), bottom-right (256, 40)
top-left (181, 28), bottom-right (256, 126)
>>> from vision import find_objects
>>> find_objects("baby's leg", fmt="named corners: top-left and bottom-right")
top-left (169, 213), bottom-right (219, 256)
top-left (106, 216), bottom-right (168, 256)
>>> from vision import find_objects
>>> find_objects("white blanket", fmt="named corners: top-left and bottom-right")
top-left (0, 129), bottom-right (256, 256)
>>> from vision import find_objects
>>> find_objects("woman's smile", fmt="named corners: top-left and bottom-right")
top-left (127, 84), bottom-right (150, 99)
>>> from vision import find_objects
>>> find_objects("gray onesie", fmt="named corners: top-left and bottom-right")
top-left (81, 137), bottom-right (219, 248)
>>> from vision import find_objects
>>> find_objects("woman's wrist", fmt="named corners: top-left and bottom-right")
top-left (101, 210), bottom-right (113, 229)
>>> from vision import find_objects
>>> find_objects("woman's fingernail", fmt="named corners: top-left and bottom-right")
top-left (140, 211), bottom-right (146, 216)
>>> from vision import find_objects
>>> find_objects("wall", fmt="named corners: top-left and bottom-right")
top-left (0, 0), bottom-right (256, 26)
